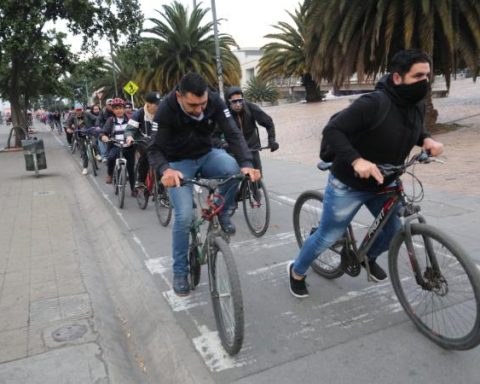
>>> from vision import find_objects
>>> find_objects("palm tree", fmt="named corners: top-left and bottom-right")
top-left (305, 0), bottom-right (480, 128)
top-left (258, 2), bottom-right (322, 102)
top-left (143, 1), bottom-right (241, 94)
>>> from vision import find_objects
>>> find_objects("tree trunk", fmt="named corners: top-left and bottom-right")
top-left (302, 73), bottom-right (323, 102)
top-left (425, 87), bottom-right (438, 133)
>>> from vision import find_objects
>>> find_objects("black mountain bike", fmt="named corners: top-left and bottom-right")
top-left (111, 139), bottom-right (129, 209)
top-left (183, 174), bottom-right (245, 355)
top-left (293, 152), bottom-right (480, 350)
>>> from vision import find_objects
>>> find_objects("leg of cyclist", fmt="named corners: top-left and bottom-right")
top-left (289, 174), bottom-right (374, 297)
top-left (199, 148), bottom-right (241, 234)
top-left (167, 159), bottom-right (199, 296)
top-left (79, 137), bottom-right (88, 175)
top-left (106, 146), bottom-right (119, 184)
top-left (251, 151), bottom-right (263, 175)
top-left (124, 147), bottom-right (136, 196)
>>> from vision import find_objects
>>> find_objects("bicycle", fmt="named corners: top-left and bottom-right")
top-left (182, 174), bottom-right (245, 355)
top-left (84, 129), bottom-right (99, 177)
top-left (110, 139), bottom-right (130, 209)
top-left (229, 146), bottom-right (271, 237)
top-left (293, 151), bottom-right (480, 350)
top-left (133, 140), bottom-right (172, 226)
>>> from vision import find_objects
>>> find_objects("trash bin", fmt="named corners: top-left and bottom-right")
top-left (21, 138), bottom-right (47, 173)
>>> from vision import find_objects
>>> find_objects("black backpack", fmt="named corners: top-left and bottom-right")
top-left (319, 91), bottom-right (391, 162)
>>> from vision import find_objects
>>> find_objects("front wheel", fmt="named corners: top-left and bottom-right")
top-left (87, 144), bottom-right (97, 176)
top-left (134, 161), bottom-right (149, 209)
top-left (154, 176), bottom-right (172, 226)
top-left (293, 190), bottom-right (345, 279)
top-left (208, 236), bottom-right (244, 355)
top-left (242, 179), bottom-right (270, 237)
top-left (389, 223), bottom-right (480, 350)
top-left (117, 165), bottom-right (126, 209)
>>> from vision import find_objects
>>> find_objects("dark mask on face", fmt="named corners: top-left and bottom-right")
top-left (395, 79), bottom-right (429, 104)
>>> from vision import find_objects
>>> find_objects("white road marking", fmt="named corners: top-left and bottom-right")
top-left (162, 290), bottom-right (207, 312)
top-left (145, 256), bottom-right (170, 275)
top-left (246, 260), bottom-right (290, 276)
top-left (192, 325), bottom-right (255, 372)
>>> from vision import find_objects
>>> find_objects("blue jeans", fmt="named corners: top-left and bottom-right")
top-left (293, 173), bottom-right (401, 276)
top-left (168, 149), bottom-right (241, 276)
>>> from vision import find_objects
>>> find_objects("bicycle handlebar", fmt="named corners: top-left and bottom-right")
top-left (378, 151), bottom-right (444, 177)
top-left (180, 173), bottom-right (245, 191)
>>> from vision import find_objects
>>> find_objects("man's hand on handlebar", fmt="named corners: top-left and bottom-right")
top-left (352, 158), bottom-right (384, 185)
top-left (161, 168), bottom-right (183, 188)
top-left (422, 137), bottom-right (444, 157)
top-left (241, 167), bottom-right (261, 182)
top-left (126, 136), bottom-right (134, 146)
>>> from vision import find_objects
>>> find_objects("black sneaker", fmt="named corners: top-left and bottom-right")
top-left (362, 260), bottom-right (388, 282)
top-left (218, 214), bottom-right (236, 235)
top-left (287, 261), bottom-right (309, 298)
top-left (173, 274), bottom-right (190, 296)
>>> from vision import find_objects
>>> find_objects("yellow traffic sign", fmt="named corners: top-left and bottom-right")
top-left (124, 81), bottom-right (139, 96)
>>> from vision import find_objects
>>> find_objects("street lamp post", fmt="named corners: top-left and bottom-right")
top-left (109, 39), bottom-right (118, 97)
top-left (210, 0), bottom-right (224, 100)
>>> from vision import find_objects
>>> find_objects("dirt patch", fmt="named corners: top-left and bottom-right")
top-left (430, 123), bottom-right (464, 135)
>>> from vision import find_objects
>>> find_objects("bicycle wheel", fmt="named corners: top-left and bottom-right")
top-left (209, 236), bottom-right (244, 355)
top-left (117, 165), bottom-right (126, 209)
top-left (70, 138), bottom-right (77, 154)
top-left (389, 223), bottom-right (480, 350)
top-left (154, 176), bottom-right (172, 226)
top-left (134, 161), bottom-right (148, 209)
top-left (87, 144), bottom-right (97, 176)
top-left (241, 179), bottom-right (270, 237)
top-left (293, 190), bottom-right (344, 279)
top-left (188, 234), bottom-right (202, 289)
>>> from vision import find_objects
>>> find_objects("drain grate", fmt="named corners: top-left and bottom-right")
top-left (52, 324), bottom-right (87, 342)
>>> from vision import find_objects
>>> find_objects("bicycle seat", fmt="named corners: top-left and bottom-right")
top-left (317, 161), bottom-right (332, 171)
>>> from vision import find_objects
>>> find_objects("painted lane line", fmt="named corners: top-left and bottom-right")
top-left (246, 260), bottom-right (290, 276)
top-left (162, 290), bottom-right (208, 312)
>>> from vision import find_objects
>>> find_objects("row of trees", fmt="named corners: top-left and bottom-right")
top-left (1, 0), bottom-right (479, 146)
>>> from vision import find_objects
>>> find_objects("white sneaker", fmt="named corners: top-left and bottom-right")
top-left (82, 168), bottom-right (88, 175)
top-left (95, 154), bottom-right (102, 161)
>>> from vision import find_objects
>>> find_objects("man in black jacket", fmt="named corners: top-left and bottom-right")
top-left (288, 49), bottom-right (444, 298)
top-left (148, 73), bottom-right (260, 296)
top-left (224, 87), bottom-right (279, 172)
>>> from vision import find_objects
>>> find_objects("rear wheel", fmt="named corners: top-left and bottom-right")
top-left (154, 176), bottom-right (172, 226)
top-left (293, 190), bottom-right (344, 279)
top-left (117, 165), bottom-right (126, 209)
top-left (87, 143), bottom-right (97, 176)
top-left (209, 236), bottom-right (244, 355)
top-left (242, 179), bottom-right (270, 237)
top-left (389, 223), bottom-right (480, 350)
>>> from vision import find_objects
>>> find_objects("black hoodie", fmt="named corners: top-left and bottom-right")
top-left (148, 88), bottom-right (253, 175)
top-left (323, 74), bottom-right (431, 191)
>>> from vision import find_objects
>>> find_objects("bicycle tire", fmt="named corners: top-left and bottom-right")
top-left (117, 165), bottom-right (126, 209)
top-left (389, 223), bottom-right (480, 350)
top-left (242, 179), bottom-right (270, 237)
top-left (70, 138), bottom-right (77, 154)
top-left (209, 236), bottom-right (244, 355)
top-left (87, 144), bottom-right (97, 177)
top-left (189, 237), bottom-right (202, 289)
top-left (293, 190), bottom-right (345, 279)
top-left (154, 176), bottom-right (172, 226)
top-left (134, 161), bottom-right (148, 209)
top-left (113, 167), bottom-right (119, 195)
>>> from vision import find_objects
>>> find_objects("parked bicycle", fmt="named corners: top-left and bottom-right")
top-left (110, 139), bottom-right (130, 209)
top-left (293, 151), bottom-right (480, 350)
top-left (229, 146), bottom-right (271, 237)
top-left (133, 139), bottom-right (172, 226)
top-left (183, 174), bottom-right (245, 355)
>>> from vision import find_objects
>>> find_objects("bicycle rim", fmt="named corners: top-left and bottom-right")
top-left (242, 180), bottom-right (270, 237)
top-left (389, 223), bottom-right (480, 350)
top-left (118, 166), bottom-right (126, 209)
top-left (155, 181), bottom-right (172, 226)
top-left (209, 236), bottom-right (244, 355)
top-left (293, 190), bottom-right (344, 279)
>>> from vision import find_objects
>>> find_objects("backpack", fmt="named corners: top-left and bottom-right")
top-left (319, 90), bottom-right (391, 162)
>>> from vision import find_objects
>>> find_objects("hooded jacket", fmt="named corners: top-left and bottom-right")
top-left (323, 74), bottom-right (431, 191)
top-left (148, 88), bottom-right (253, 175)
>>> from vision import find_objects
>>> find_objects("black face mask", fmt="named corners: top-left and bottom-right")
top-left (395, 79), bottom-right (429, 104)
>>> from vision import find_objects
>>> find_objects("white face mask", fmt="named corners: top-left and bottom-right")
top-left (178, 100), bottom-right (204, 121)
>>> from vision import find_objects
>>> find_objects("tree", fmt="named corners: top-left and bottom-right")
top-left (305, 0), bottom-right (480, 129)
top-left (258, 2), bottom-right (322, 102)
top-left (143, 1), bottom-right (241, 94)
top-left (244, 76), bottom-right (279, 104)
top-left (0, 0), bottom-right (142, 146)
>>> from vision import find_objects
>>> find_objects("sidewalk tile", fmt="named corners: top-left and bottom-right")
top-left (0, 328), bottom-right (28, 363)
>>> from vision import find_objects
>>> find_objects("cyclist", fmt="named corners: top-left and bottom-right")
top-left (222, 86), bottom-right (279, 173)
top-left (124, 102), bottom-right (134, 119)
top-left (148, 73), bottom-right (260, 296)
top-left (66, 105), bottom-right (90, 175)
top-left (288, 49), bottom-right (444, 298)
top-left (86, 104), bottom-right (104, 162)
top-left (125, 91), bottom-right (161, 190)
top-left (100, 98), bottom-right (136, 196)
top-left (96, 98), bottom-right (114, 128)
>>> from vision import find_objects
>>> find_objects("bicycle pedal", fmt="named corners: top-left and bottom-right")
top-left (341, 247), bottom-right (361, 277)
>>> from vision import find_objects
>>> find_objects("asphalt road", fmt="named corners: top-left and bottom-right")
top-left (55, 128), bottom-right (480, 384)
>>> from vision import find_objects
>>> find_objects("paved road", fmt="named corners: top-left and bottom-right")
top-left (53, 121), bottom-right (480, 383)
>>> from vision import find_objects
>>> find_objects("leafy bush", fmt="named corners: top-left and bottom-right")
top-left (244, 76), bottom-right (279, 103)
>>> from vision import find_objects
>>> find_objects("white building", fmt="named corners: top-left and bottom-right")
top-left (233, 48), bottom-right (263, 88)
